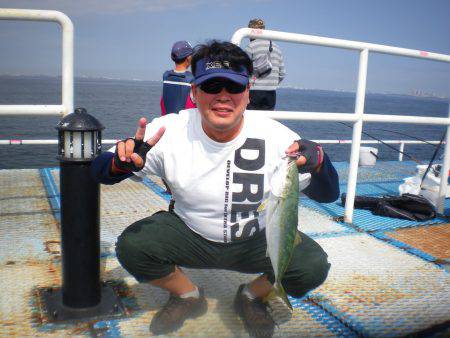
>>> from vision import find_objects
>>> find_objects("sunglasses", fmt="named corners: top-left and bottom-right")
top-left (199, 79), bottom-right (247, 94)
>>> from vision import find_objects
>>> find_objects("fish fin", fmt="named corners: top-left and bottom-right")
top-left (294, 231), bottom-right (302, 247)
top-left (257, 199), bottom-right (268, 213)
top-left (263, 283), bottom-right (293, 311)
top-left (276, 283), bottom-right (293, 311)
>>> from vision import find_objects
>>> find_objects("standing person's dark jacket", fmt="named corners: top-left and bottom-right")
top-left (160, 70), bottom-right (195, 115)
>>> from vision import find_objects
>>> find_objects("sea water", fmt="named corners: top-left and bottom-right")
top-left (0, 77), bottom-right (447, 169)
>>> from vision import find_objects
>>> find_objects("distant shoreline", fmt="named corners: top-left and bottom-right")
top-left (0, 74), bottom-right (447, 100)
top-left (0, 74), bottom-right (160, 84)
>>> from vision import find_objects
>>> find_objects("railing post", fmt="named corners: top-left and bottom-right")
top-left (437, 105), bottom-right (450, 214)
top-left (344, 49), bottom-right (369, 223)
top-left (60, 12), bottom-right (74, 116)
top-left (399, 142), bottom-right (405, 161)
top-left (0, 9), bottom-right (73, 116)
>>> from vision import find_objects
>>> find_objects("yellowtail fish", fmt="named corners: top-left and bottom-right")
top-left (259, 158), bottom-right (301, 310)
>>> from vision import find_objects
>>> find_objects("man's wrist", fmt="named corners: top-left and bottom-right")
top-left (110, 157), bottom-right (132, 176)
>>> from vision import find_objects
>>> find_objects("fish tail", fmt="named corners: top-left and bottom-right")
top-left (262, 283), bottom-right (293, 325)
top-left (276, 282), bottom-right (293, 311)
top-left (264, 282), bottom-right (292, 311)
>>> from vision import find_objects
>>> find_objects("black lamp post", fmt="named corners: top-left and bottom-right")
top-left (42, 107), bottom-right (124, 322)
top-left (57, 107), bottom-right (104, 308)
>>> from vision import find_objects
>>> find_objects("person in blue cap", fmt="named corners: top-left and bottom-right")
top-left (91, 40), bottom-right (339, 337)
top-left (160, 40), bottom-right (196, 115)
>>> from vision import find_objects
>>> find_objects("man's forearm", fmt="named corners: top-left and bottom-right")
top-left (90, 152), bottom-right (132, 185)
top-left (302, 153), bottom-right (340, 203)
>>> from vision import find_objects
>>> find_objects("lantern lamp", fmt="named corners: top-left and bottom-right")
top-left (41, 107), bottom-right (124, 322)
top-left (56, 107), bottom-right (103, 161)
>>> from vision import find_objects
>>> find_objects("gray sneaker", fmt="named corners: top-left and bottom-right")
top-left (150, 288), bottom-right (207, 335)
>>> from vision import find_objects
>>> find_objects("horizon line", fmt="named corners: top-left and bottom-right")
top-left (0, 73), bottom-right (447, 100)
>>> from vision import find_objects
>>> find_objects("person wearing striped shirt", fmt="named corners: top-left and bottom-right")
top-left (160, 41), bottom-right (196, 115)
top-left (245, 19), bottom-right (285, 110)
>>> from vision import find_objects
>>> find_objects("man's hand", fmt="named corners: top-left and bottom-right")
top-left (285, 139), bottom-right (324, 174)
top-left (111, 117), bottom-right (165, 174)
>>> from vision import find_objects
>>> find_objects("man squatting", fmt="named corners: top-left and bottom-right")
top-left (91, 40), bottom-right (339, 337)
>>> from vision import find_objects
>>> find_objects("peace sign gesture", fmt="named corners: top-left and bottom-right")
top-left (112, 117), bottom-right (165, 174)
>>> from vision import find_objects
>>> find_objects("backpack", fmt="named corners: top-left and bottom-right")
top-left (252, 40), bottom-right (273, 78)
top-left (341, 193), bottom-right (436, 221)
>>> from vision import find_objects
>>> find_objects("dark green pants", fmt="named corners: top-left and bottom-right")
top-left (116, 211), bottom-right (330, 298)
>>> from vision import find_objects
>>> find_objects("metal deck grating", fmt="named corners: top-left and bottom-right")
top-left (333, 160), bottom-right (419, 183)
top-left (0, 213), bottom-right (59, 264)
top-left (371, 231), bottom-right (445, 268)
top-left (0, 261), bottom-right (78, 337)
top-left (297, 205), bottom-right (356, 238)
top-left (0, 169), bottom-right (60, 264)
top-left (97, 258), bottom-right (352, 337)
top-left (338, 180), bottom-right (406, 196)
top-left (301, 191), bottom-right (449, 232)
top-left (384, 223), bottom-right (450, 262)
top-left (41, 168), bottom-right (169, 256)
top-left (1, 164), bottom-right (449, 336)
top-left (313, 234), bottom-right (450, 337)
top-left (36, 168), bottom-right (356, 335)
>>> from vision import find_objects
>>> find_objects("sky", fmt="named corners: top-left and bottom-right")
top-left (0, 0), bottom-right (449, 97)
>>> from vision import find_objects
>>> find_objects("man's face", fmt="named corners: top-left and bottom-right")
top-left (192, 78), bottom-right (250, 142)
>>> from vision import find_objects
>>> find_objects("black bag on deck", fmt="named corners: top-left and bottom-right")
top-left (341, 193), bottom-right (436, 221)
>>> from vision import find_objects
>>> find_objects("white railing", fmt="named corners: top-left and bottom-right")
top-left (0, 13), bottom-right (448, 222)
top-left (0, 8), bottom-right (73, 116)
top-left (317, 139), bottom-right (445, 162)
top-left (232, 28), bottom-right (450, 220)
top-left (0, 138), bottom-right (444, 162)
